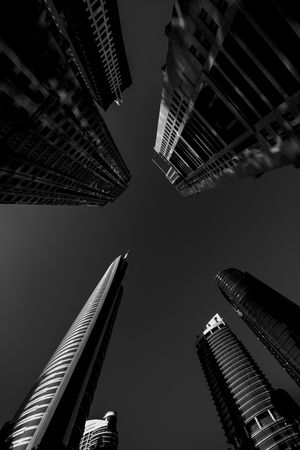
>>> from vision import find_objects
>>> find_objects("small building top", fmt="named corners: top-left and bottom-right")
top-left (203, 313), bottom-right (225, 336)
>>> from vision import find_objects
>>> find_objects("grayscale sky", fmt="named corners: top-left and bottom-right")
top-left (1, 1), bottom-right (300, 449)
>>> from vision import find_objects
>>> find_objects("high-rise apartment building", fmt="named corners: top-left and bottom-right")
top-left (0, 0), bottom-right (130, 206)
top-left (45, 0), bottom-right (132, 110)
top-left (153, 0), bottom-right (300, 196)
top-left (216, 268), bottom-right (300, 388)
top-left (80, 412), bottom-right (118, 449)
top-left (10, 254), bottom-right (128, 450)
top-left (196, 313), bottom-right (300, 449)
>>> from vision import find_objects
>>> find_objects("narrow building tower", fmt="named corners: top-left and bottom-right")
top-left (196, 313), bottom-right (300, 449)
top-left (10, 254), bottom-right (127, 450)
top-left (216, 269), bottom-right (300, 387)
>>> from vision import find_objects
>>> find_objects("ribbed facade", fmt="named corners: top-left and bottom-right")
top-left (10, 254), bottom-right (128, 450)
top-left (153, 0), bottom-right (300, 196)
top-left (216, 269), bottom-right (300, 387)
top-left (45, 0), bottom-right (132, 110)
top-left (0, 0), bottom-right (130, 206)
top-left (80, 412), bottom-right (118, 449)
top-left (196, 314), bottom-right (300, 449)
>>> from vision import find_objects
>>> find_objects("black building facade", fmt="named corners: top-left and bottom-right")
top-left (0, 0), bottom-right (130, 206)
top-left (196, 313), bottom-right (300, 449)
top-left (154, 0), bottom-right (300, 196)
top-left (45, 0), bottom-right (132, 110)
top-left (10, 254), bottom-right (128, 450)
top-left (216, 268), bottom-right (300, 388)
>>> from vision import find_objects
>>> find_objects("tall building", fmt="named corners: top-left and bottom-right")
top-left (153, 0), bottom-right (300, 196)
top-left (0, 0), bottom-right (130, 206)
top-left (196, 313), bottom-right (300, 449)
top-left (44, 0), bottom-right (132, 110)
top-left (10, 254), bottom-right (128, 450)
top-left (216, 268), bottom-right (300, 387)
top-left (80, 412), bottom-right (118, 449)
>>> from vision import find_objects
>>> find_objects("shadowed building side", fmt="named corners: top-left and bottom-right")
top-left (45, 0), bottom-right (132, 110)
top-left (196, 313), bottom-right (300, 449)
top-left (0, 0), bottom-right (130, 206)
top-left (80, 412), bottom-right (118, 449)
top-left (153, 0), bottom-right (300, 196)
top-left (216, 268), bottom-right (300, 387)
top-left (10, 254), bottom-right (128, 450)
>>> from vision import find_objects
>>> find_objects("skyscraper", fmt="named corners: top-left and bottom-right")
top-left (44, 0), bottom-right (132, 110)
top-left (196, 313), bottom-right (300, 449)
top-left (153, 0), bottom-right (300, 196)
top-left (0, 0), bottom-right (130, 206)
top-left (10, 254), bottom-right (128, 450)
top-left (80, 412), bottom-right (118, 450)
top-left (216, 268), bottom-right (300, 388)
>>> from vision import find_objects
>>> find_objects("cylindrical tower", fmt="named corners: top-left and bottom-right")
top-left (79, 412), bottom-right (118, 449)
top-left (196, 313), bottom-right (300, 449)
top-left (216, 269), bottom-right (300, 386)
top-left (10, 255), bottom-right (127, 450)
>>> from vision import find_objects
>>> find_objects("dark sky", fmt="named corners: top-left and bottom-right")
top-left (1, 1), bottom-right (300, 449)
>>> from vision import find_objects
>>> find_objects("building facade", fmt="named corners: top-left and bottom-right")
top-left (216, 268), bottom-right (300, 387)
top-left (0, 0), bottom-right (130, 206)
top-left (44, 0), bottom-right (132, 110)
top-left (196, 313), bottom-right (300, 449)
top-left (10, 254), bottom-right (128, 450)
top-left (153, 0), bottom-right (300, 196)
top-left (80, 412), bottom-right (118, 449)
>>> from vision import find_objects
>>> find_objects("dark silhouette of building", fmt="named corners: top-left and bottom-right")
top-left (80, 412), bottom-right (118, 449)
top-left (45, 0), bottom-right (132, 110)
top-left (9, 254), bottom-right (128, 450)
top-left (153, 0), bottom-right (300, 196)
top-left (0, 0), bottom-right (130, 206)
top-left (196, 313), bottom-right (300, 449)
top-left (0, 421), bottom-right (14, 449)
top-left (216, 268), bottom-right (300, 387)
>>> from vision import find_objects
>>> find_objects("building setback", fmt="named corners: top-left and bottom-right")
top-left (45, 0), bottom-right (132, 110)
top-left (153, 0), bottom-right (300, 196)
top-left (0, 0), bottom-right (130, 206)
top-left (10, 254), bottom-right (128, 450)
top-left (216, 268), bottom-right (300, 388)
top-left (80, 413), bottom-right (118, 449)
top-left (196, 313), bottom-right (300, 449)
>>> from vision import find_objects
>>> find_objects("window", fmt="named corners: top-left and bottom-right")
top-left (54, 113), bottom-right (63, 123)
top-left (210, 19), bottom-right (218, 35)
top-left (199, 8), bottom-right (208, 22)
top-left (256, 410), bottom-right (274, 427)
top-left (214, 51), bottom-right (270, 116)
top-left (41, 126), bottom-right (51, 136)
top-left (231, 12), bottom-right (299, 95)
top-left (270, 121), bottom-right (289, 141)
top-left (245, 418), bottom-right (260, 435)
top-left (189, 45), bottom-right (205, 65)
top-left (222, 35), bottom-right (284, 107)
top-left (94, 9), bottom-right (102, 21)
top-left (61, 122), bottom-right (69, 131)
top-left (194, 28), bottom-right (202, 42)
top-left (198, 8), bottom-right (218, 35)
top-left (195, 83), bottom-right (246, 144)
top-left (212, 0), bottom-right (228, 14)
top-left (91, 1), bottom-right (100, 13)
top-left (232, 135), bottom-right (257, 154)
